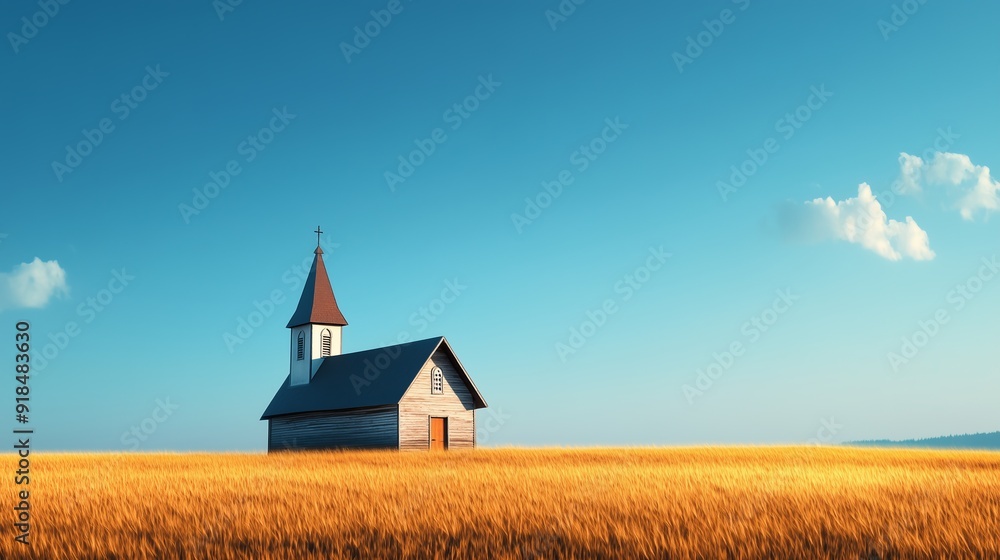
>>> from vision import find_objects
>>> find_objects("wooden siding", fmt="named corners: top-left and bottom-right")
top-left (398, 349), bottom-right (476, 450)
top-left (268, 405), bottom-right (397, 451)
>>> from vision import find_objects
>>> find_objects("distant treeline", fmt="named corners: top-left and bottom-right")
top-left (847, 432), bottom-right (1000, 450)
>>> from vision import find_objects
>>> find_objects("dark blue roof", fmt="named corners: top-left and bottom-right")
top-left (260, 336), bottom-right (486, 419)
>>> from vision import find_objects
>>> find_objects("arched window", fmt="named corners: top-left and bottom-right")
top-left (296, 332), bottom-right (304, 361)
top-left (321, 329), bottom-right (332, 357)
top-left (431, 367), bottom-right (443, 394)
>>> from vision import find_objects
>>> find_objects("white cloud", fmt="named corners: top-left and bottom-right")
top-left (0, 258), bottom-right (69, 311)
top-left (783, 183), bottom-right (934, 261)
top-left (896, 152), bottom-right (924, 194)
top-left (895, 151), bottom-right (1000, 220)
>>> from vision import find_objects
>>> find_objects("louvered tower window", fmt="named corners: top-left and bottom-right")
top-left (321, 329), bottom-right (332, 357)
top-left (432, 367), bottom-right (443, 394)
top-left (296, 332), bottom-right (304, 361)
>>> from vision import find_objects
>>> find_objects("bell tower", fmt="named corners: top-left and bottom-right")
top-left (287, 227), bottom-right (348, 386)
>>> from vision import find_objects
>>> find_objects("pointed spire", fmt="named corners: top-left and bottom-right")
top-left (286, 228), bottom-right (348, 328)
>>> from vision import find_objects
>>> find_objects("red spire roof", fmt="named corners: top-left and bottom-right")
top-left (286, 245), bottom-right (348, 328)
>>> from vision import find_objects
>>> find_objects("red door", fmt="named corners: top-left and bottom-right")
top-left (430, 417), bottom-right (447, 451)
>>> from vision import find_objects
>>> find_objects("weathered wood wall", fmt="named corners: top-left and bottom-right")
top-left (398, 349), bottom-right (476, 450)
top-left (268, 405), bottom-right (398, 451)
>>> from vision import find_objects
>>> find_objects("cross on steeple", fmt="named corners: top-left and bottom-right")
top-left (286, 224), bottom-right (348, 386)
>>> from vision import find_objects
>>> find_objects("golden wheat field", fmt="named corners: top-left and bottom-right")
top-left (1, 447), bottom-right (998, 560)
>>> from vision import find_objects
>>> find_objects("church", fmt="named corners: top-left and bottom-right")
top-left (260, 230), bottom-right (488, 451)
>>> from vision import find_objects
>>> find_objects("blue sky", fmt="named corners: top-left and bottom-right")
top-left (2, 1), bottom-right (999, 450)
